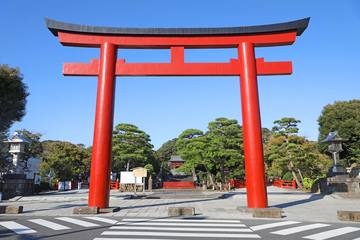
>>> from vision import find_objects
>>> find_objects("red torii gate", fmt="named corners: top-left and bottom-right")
top-left (46, 18), bottom-right (309, 209)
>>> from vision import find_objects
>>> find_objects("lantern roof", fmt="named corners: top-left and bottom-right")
top-left (322, 131), bottom-right (346, 143)
top-left (169, 155), bottom-right (185, 162)
top-left (4, 132), bottom-right (30, 143)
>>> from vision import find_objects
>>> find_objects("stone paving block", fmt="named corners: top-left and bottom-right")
top-left (99, 207), bottom-right (120, 213)
top-left (0, 206), bottom-right (6, 214)
top-left (73, 206), bottom-right (99, 214)
top-left (337, 210), bottom-right (360, 222)
top-left (5, 206), bottom-right (23, 214)
top-left (252, 208), bottom-right (282, 218)
top-left (168, 207), bottom-right (195, 217)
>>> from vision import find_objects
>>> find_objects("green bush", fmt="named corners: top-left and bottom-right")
top-left (282, 172), bottom-right (294, 180)
top-left (303, 177), bottom-right (315, 191)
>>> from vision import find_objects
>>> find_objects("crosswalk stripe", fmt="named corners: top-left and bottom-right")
top-left (121, 218), bottom-right (242, 223)
top-left (84, 217), bottom-right (118, 224)
top-left (0, 221), bottom-right (37, 234)
top-left (94, 238), bottom-right (177, 240)
top-left (101, 231), bottom-right (261, 238)
top-left (110, 225), bottom-right (253, 232)
top-left (118, 222), bottom-right (246, 227)
top-left (303, 227), bottom-right (360, 240)
top-left (28, 219), bottom-right (70, 230)
top-left (271, 223), bottom-right (330, 235)
top-left (250, 220), bottom-right (300, 231)
top-left (56, 217), bottom-right (100, 227)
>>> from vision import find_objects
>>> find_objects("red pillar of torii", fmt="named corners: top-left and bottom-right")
top-left (46, 18), bottom-right (309, 209)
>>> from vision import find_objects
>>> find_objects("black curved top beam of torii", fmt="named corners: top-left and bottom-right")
top-left (45, 17), bottom-right (310, 77)
top-left (46, 17), bottom-right (309, 37)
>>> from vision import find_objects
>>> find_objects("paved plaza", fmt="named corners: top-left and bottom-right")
top-left (1, 186), bottom-right (359, 239)
top-left (1, 186), bottom-right (359, 223)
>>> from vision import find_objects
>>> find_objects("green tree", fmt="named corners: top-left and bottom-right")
top-left (176, 129), bottom-right (213, 185)
top-left (265, 135), bottom-right (330, 180)
top-left (0, 132), bottom-right (11, 174)
top-left (318, 100), bottom-right (360, 165)
top-left (40, 141), bottom-right (91, 180)
top-left (0, 65), bottom-right (28, 134)
top-left (262, 128), bottom-right (272, 145)
top-left (112, 123), bottom-right (157, 172)
top-left (144, 163), bottom-right (155, 178)
top-left (16, 129), bottom-right (43, 166)
top-left (157, 138), bottom-right (177, 164)
top-left (156, 138), bottom-right (177, 180)
top-left (0, 65), bottom-right (29, 170)
top-left (206, 118), bottom-right (244, 184)
top-left (272, 117), bottom-right (301, 138)
top-left (176, 118), bottom-right (244, 188)
top-left (265, 118), bottom-right (331, 187)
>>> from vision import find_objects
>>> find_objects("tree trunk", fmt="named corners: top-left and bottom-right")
top-left (203, 165), bottom-right (216, 190)
top-left (192, 168), bottom-right (197, 183)
top-left (126, 161), bottom-right (130, 171)
top-left (297, 169), bottom-right (304, 184)
top-left (155, 162), bottom-right (164, 182)
top-left (288, 161), bottom-right (303, 189)
top-left (206, 172), bottom-right (216, 189)
top-left (220, 160), bottom-right (225, 185)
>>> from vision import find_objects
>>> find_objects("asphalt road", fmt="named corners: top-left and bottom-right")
top-left (0, 216), bottom-right (359, 240)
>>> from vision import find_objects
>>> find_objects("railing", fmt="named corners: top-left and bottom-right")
top-left (272, 179), bottom-right (297, 189)
top-left (0, 179), bottom-right (34, 199)
top-left (163, 181), bottom-right (196, 189)
top-left (110, 180), bottom-right (119, 190)
top-left (228, 179), bottom-right (246, 189)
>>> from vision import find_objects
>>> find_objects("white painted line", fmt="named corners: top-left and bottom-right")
top-left (303, 227), bottom-right (360, 240)
top-left (84, 217), bottom-right (118, 224)
top-left (271, 223), bottom-right (330, 235)
top-left (94, 238), bottom-right (177, 240)
top-left (0, 221), bottom-right (37, 235)
top-left (101, 231), bottom-right (261, 238)
top-left (121, 218), bottom-right (242, 223)
top-left (250, 220), bottom-right (300, 231)
top-left (56, 217), bottom-right (100, 227)
top-left (118, 222), bottom-right (246, 227)
top-left (28, 219), bottom-right (70, 230)
top-left (352, 238), bottom-right (360, 240)
top-left (110, 225), bottom-right (253, 232)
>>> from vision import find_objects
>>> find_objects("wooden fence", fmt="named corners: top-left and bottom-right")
top-left (163, 181), bottom-right (196, 189)
top-left (272, 179), bottom-right (297, 189)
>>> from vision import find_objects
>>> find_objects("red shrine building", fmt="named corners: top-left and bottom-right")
top-left (168, 155), bottom-right (185, 170)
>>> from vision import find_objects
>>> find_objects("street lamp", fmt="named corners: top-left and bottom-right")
top-left (3, 132), bottom-right (30, 174)
top-left (322, 131), bottom-right (347, 176)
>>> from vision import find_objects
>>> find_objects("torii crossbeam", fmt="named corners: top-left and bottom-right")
top-left (46, 17), bottom-right (309, 209)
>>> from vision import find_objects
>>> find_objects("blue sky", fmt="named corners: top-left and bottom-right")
top-left (2, 0), bottom-right (360, 149)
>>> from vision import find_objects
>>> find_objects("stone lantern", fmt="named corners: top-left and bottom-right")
top-left (4, 132), bottom-right (30, 174)
top-left (322, 131), bottom-right (347, 176)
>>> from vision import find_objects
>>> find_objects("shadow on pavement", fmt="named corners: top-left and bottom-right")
top-left (119, 197), bottom-right (222, 210)
top-left (271, 194), bottom-right (325, 208)
top-left (24, 203), bottom-right (86, 214)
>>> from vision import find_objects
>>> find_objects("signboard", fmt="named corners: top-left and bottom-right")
top-left (58, 181), bottom-right (72, 191)
top-left (132, 167), bottom-right (147, 178)
top-left (34, 175), bottom-right (41, 185)
top-left (120, 171), bottom-right (143, 184)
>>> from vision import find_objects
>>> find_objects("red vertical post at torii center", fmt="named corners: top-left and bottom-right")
top-left (46, 18), bottom-right (309, 209)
